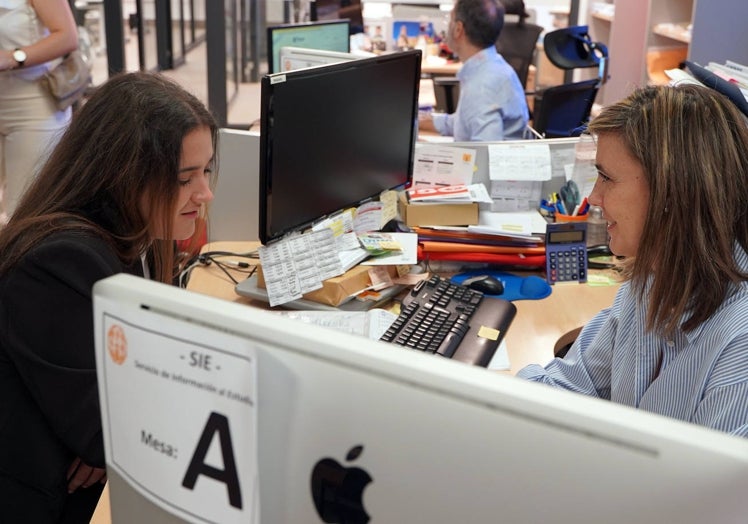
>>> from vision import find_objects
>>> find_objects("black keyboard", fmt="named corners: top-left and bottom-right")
top-left (380, 275), bottom-right (517, 367)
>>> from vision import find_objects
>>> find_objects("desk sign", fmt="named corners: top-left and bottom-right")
top-left (95, 296), bottom-right (259, 524)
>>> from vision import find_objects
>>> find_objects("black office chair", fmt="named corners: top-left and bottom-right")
top-left (531, 25), bottom-right (609, 138)
top-left (496, 21), bottom-right (544, 90)
top-left (432, 76), bottom-right (460, 113)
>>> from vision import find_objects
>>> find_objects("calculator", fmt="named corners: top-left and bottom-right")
top-left (545, 222), bottom-right (588, 284)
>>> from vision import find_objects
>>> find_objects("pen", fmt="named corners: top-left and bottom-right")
top-left (577, 197), bottom-right (589, 215)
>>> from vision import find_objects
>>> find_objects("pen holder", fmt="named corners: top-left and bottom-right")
top-left (555, 213), bottom-right (587, 223)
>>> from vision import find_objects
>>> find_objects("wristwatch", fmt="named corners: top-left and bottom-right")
top-left (12, 48), bottom-right (27, 68)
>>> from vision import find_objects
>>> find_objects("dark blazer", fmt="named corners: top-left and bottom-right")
top-left (0, 232), bottom-right (142, 522)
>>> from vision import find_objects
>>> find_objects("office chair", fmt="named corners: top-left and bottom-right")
top-left (432, 76), bottom-right (460, 113)
top-left (496, 21), bottom-right (544, 90)
top-left (531, 25), bottom-right (608, 138)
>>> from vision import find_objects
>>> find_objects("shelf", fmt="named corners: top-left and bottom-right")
top-left (589, 2), bottom-right (615, 22)
top-left (590, 11), bottom-right (614, 23)
top-left (652, 22), bottom-right (692, 44)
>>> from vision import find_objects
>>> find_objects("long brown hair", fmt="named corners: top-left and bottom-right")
top-left (0, 71), bottom-right (218, 283)
top-left (588, 84), bottom-right (748, 336)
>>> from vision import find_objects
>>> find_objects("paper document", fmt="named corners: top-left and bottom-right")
top-left (259, 229), bottom-right (342, 307)
top-left (488, 142), bottom-right (552, 182)
top-left (276, 308), bottom-right (398, 340)
top-left (96, 297), bottom-right (260, 523)
top-left (361, 232), bottom-right (418, 266)
top-left (411, 144), bottom-right (477, 186)
top-left (407, 183), bottom-right (492, 203)
top-left (469, 211), bottom-right (547, 239)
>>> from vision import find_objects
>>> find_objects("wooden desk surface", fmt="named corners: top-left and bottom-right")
top-left (421, 60), bottom-right (461, 76)
top-left (185, 242), bottom-right (620, 375)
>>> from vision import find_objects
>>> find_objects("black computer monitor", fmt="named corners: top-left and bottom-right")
top-left (266, 20), bottom-right (351, 74)
top-left (258, 50), bottom-right (422, 245)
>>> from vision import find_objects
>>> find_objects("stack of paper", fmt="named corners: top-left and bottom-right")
top-left (413, 211), bottom-right (547, 267)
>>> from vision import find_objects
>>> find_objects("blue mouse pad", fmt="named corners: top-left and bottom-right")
top-left (451, 270), bottom-right (552, 301)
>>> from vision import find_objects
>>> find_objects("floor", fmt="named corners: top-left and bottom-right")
top-left (87, 31), bottom-right (263, 127)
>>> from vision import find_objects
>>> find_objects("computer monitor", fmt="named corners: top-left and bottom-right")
top-left (258, 50), bottom-right (421, 245)
top-left (94, 273), bottom-right (748, 523)
top-left (278, 46), bottom-right (360, 72)
top-left (267, 19), bottom-right (351, 74)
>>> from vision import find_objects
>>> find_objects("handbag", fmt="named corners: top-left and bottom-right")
top-left (40, 49), bottom-right (92, 111)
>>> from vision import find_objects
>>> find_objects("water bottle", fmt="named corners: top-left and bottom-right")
top-left (586, 205), bottom-right (608, 247)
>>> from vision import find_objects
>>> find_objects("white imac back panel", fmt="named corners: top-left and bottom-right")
top-left (94, 274), bottom-right (748, 524)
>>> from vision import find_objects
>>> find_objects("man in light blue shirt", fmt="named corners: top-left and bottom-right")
top-left (423, 0), bottom-right (529, 141)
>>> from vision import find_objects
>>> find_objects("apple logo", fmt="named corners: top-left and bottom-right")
top-left (310, 444), bottom-right (373, 523)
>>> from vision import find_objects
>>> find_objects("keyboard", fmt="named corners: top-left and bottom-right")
top-left (380, 275), bottom-right (517, 367)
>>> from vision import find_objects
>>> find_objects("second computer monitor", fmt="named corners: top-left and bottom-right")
top-left (267, 19), bottom-right (351, 74)
top-left (258, 50), bottom-right (422, 245)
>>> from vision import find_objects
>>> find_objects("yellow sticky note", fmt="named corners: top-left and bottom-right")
top-left (478, 326), bottom-right (500, 341)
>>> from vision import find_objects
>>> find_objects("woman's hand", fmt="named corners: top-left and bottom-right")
top-left (67, 456), bottom-right (107, 493)
top-left (0, 50), bottom-right (17, 71)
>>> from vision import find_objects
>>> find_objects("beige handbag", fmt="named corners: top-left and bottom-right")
top-left (40, 49), bottom-right (92, 111)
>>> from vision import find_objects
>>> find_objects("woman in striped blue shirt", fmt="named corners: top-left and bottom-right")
top-left (518, 84), bottom-right (748, 437)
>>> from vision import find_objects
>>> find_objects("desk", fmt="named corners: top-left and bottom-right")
top-left (91, 240), bottom-right (620, 522)
top-left (421, 60), bottom-right (461, 76)
top-left (185, 241), bottom-right (620, 375)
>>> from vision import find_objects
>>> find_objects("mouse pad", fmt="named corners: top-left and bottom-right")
top-left (451, 270), bottom-right (552, 301)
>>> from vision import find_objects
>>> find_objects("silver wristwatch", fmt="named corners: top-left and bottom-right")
top-left (12, 48), bottom-right (27, 68)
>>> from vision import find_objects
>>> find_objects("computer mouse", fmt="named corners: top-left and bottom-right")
top-left (462, 275), bottom-right (504, 295)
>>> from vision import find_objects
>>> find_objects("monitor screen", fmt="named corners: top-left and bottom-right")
top-left (267, 20), bottom-right (351, 74)
top-left (259, 50), bottom-right (421, 245)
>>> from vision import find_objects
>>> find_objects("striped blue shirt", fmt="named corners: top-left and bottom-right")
top-left (432, 46), bottom-right (529, 141)
top-left (518, 247), bottom-right (748, 437)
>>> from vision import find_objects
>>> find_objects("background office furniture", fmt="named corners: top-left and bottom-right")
top-left (208, 129), bottom-right (260, 242)
top-left (432, 76), bottom-right (460, 113)
top-left (531, 25), bottom-right (608, 138)
top-left (496, 21), bottom-right (544, 90)
top-left (586, 0), bottom-right (748, 106)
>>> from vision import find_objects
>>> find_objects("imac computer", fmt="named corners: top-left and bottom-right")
top-left (266, 19), bottom-right (351, 74)
top-left (257, 49), bottom-right (421, 245)
top-left (94, 273), bottom-right (748, 523)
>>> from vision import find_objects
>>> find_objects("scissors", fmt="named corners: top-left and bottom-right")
top-left (560, 180), bottom-right (580, 215)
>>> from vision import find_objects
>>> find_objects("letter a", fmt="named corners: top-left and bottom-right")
top-left (182, 412), bottom-right (242, 509)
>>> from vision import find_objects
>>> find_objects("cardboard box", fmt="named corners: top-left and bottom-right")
top-left (398, 192), bottom-right (479, 227)
top-left (257, 264), bottom-right (400, 307)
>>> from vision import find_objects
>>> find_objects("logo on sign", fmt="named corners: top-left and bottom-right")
top-left (107, 324), bottom-right (128, 365)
